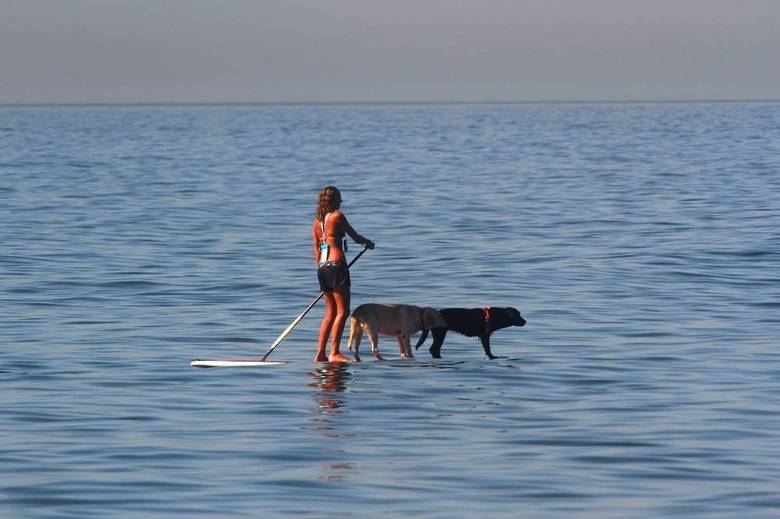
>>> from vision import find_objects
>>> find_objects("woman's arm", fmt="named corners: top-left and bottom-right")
top-left (338, 213), bottom-right (375, 249)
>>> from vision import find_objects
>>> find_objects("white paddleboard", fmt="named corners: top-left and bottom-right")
top-left (191, 359), bottom-right (288, 368)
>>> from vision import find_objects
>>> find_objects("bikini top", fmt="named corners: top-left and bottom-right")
top-left (319, 212), bottom-right (332, 241)
top-left (319, 212), bottom-right (344, 264)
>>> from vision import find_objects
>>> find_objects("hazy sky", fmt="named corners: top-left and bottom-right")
top-left (1, 0), bottom-right (779, 103)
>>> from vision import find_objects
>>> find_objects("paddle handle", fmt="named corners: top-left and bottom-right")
top-left (261, 245), bottom-right (369, 361)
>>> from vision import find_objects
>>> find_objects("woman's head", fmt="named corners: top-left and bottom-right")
top-left (316, 186), bottom-right (342, 221)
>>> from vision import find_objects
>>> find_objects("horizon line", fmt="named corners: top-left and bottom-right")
top-left (2, 98), bottom-right (780, 108)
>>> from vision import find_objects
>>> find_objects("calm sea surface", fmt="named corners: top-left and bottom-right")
top-left (1, 103), bottom-right (779, 517)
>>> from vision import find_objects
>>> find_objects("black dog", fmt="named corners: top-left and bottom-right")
top-left (415, 307), bottom-right (526, 359)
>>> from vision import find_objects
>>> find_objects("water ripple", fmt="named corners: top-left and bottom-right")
top-left (1, 103), bottom-right (780, 517)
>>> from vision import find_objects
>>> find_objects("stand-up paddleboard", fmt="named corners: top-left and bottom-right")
top-left (191, 359), bottom-right (288, 368)
top-left (190, 246), bottom-right (370, 368)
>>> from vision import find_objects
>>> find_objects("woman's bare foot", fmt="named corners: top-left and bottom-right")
top-left (314, 353), bottom-right (329, 362)
top-left (328, 353), bottom-right (352, 363)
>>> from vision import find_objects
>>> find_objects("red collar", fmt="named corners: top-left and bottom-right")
top-left (483, 307), bottom-right (492, 334)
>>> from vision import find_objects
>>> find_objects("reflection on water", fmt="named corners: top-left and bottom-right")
top-left (2, 104), bottom-right (780, 517)
top-left (319, 463), bottom-right (353, 482)
top-left (309, 362), bottom-right (352, 402)
top-left (308, 363), bottom-right (352, 432)
top-left (307, 364), bottom-right (355, 481)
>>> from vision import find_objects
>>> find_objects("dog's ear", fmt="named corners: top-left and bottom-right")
top-left (422, 307), bottom-right (447, 329)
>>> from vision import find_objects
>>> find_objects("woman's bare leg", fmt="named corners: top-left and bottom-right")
top-left (328, 286), bottom-right (351, 362)
top-left (316, 291), bottom-right (335, 362)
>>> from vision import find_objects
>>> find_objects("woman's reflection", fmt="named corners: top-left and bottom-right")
top-left (308, 363), bottom-right (353, 480)
top-left (308, 361), bottom-right (351, 415)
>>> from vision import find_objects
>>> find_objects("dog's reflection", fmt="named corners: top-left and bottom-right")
top-left (308, 362), bottom-right (351, 414)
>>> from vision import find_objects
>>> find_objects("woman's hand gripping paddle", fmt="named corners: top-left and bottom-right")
top-left (260, 245), bottom-right (370, 361)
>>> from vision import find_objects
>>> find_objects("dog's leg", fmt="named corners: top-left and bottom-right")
top-left (347, 316), bottom-right (358, 351)
top-left (398, 335), bottom-right (413, 359)
top-left (368, 330), bottom-right (384, 361)
top-left (429, 328), bottom-right (447, 358)
top-left (347, 316), bottom-right (362, 362)
top-left (480, 334), bottom-right (498, 359)
top-left (353, 326), bottom-right (361, 362)
top-left (396, 336), bottom-right (406, 357)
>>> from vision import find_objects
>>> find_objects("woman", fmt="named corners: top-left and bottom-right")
top-left (313, 186), bottom-right (374, 362)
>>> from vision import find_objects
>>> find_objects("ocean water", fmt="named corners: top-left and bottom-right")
top-left (1, 103), bottom-right (779, 518)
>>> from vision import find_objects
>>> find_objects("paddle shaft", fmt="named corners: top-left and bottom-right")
top-left (261, 246), bottom-right (369, 361)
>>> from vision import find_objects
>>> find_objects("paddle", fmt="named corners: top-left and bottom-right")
top-left (260, 245), bottom-right (370, 361)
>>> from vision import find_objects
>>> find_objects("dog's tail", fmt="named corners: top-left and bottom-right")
top-left (414, 328), bottom-right (429, 350)
top-left (347, 314), bottom-right (363, 352)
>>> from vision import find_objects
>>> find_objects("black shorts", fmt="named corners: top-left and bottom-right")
top-left (317, 261), bottom-right (351, 292)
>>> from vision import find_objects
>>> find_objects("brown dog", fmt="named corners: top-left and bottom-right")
top-left (347, 303), bottom-right (447, 361)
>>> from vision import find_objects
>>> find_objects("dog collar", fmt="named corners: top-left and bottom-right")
top-left (483, 307), bottom-right (492, 334)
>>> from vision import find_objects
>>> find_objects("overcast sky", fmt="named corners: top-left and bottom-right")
top-left (1, 0), bottom-right (779, 103)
